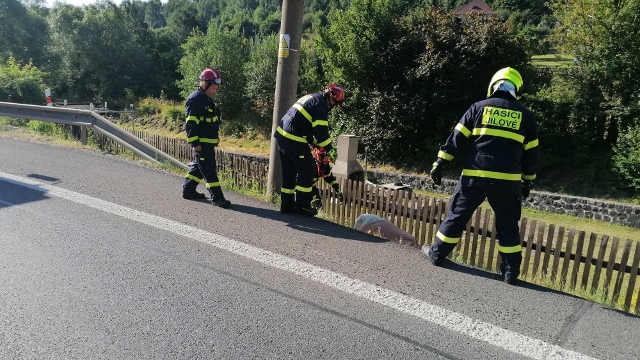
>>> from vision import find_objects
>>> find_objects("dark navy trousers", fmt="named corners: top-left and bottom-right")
top-left (183, 144), bottom-right (224, 199)
top-left (431, 178), bottom-right (523, 277)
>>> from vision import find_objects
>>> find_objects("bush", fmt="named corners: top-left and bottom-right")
top-left (27, 121), bottom-right (65, 137)
top-left (162, 105), bottom-right (184, 130)
top-left (136, 98), bottom-right (161, 116)
top-left (612, 124), bottom-right (640, 191)
top-left (316, 4), bottom-right (531, 166)
top-left (0, 117), bottom-right (29, 127)
top-left (0, 57), bottom-right (46, 104)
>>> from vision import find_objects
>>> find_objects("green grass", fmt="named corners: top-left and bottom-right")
top-left (531, 54), bottom-right (575, 67)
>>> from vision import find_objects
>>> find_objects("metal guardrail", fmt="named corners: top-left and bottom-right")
top-left (0, 102), bottom-right (187, 170)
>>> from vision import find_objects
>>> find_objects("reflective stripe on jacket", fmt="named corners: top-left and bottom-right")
top-left (185, 88), bottom-right (220, 148)
top-left (274, 92), bottom-right (333, 153)
top-left (435, 92), bottom-right (539, 182)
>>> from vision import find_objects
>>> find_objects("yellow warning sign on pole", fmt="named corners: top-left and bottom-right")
top-left (278, 34), bottom-right (290, 58)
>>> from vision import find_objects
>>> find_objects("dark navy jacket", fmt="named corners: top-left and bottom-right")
top-left (274, 92), bottom-right (333, 152)
top-left (185, 88), bottom-right (220, 148)
top-left (435, 92), bottom-right (538, 191)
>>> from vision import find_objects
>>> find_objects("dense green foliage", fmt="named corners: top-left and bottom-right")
top-left (0, 57), bottom-right (46, 104)
top-left (316, 2), bottom-right (530, 163)
top-left (613, 124), bottom-right (640, 192)
top-left (1, 0), bottom-right (640, 198)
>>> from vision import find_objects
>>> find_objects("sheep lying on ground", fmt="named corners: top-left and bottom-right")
top-left (354, 214), bottom-right (417, 248)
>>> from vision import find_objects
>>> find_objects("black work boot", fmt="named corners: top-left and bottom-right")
top-left (280, 193), bottom-right (295, 214)
top-left (182, 182), bottom-right (206, 200)
top-left (209, 187), bottom-right (231, 208)
top-left (500, 253), bottom-right (522, 285)
top-left (421, 245), bottom-right (443, 266)
top-left (211, 197), bottom-right (231, 208)
top-left (294, 205), bottom-right (318, 217)
top-left (183, 192), bottom-right (206, 200)
top-left (504, 273), bottom-right (519, 285)
top-left (294, 192), bottom-right (317, 216)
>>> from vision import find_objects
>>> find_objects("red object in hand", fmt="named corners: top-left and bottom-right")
top-left (313, 147), bottom-right (331, 164)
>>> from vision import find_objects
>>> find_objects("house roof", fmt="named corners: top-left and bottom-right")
top-left (453, 0), bottom-right (497, 15)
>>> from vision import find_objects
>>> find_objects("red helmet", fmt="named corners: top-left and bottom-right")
top-left (324, 83), bottom-right (346, 104)
top-left (199, 67), bottom-right (222, 84)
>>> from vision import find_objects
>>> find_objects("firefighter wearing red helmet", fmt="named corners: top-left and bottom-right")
top-left (423, 67), bottom-right (538, 285)
top-left (181, 67), bottom-right (231, 208)
top-left (274, 83), bottom-right (345, 216)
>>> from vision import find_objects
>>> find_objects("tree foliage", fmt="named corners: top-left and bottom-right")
top-left (178, 25), bottom-right (250, 118)
top-left (0, 0), bottom-right (50, 66)
top-left (550, 0), bottom-right (640, 145)
top-left (0, 57), bottom-right (47, 104)
top-left (7, 0), bottom-right (640, 195)
top-left (316, 2), bottom-right (530, 165)
top-left (243, 33), bottom-right (278, 126)
top-left (47, 3), bottom-right (158, 107)
top-left (613, 123), bottom-right (640, 191)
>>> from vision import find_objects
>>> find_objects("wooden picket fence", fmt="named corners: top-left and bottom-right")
top-left (88, 127), bottom-right (640, 314)
top-left (315, 178), bottom-right (640, 313)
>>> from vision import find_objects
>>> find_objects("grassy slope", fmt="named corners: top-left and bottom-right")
top-left (531, 54), bottom-right (575, 67)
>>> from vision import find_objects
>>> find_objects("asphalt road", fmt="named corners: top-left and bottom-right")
top-left (0, 136), bottom-right (638, 360)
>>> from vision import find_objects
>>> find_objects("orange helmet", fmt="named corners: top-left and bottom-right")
top-left (199, 67), bottom-right (222, 85)
top-left (324, 83), bottom-right (346, 105)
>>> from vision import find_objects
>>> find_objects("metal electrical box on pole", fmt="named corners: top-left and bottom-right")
top-left (266, 0), bottom-right (304, 199)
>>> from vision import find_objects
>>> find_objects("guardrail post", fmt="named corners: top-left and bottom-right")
top-left (332, 134), bottom-right (364, 184)
top-left (80, 126), bottom-right (87, 145)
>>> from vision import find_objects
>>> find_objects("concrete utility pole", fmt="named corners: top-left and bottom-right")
top-left (266, 0), bottom-right (304, 199)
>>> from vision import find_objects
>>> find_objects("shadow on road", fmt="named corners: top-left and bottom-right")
top-left (601, 306), bottom-right (640, 319)
top-left (227, 203), bottom-right (388, 244)
top-left (26, 173), bottom-right (60, 183)
top-left (0, 176), bottom-right (52, 208)
top-left (440, 259), bottom-right (600, 298)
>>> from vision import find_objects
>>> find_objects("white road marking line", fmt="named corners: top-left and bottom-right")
top-left (0, 171), bottom-right (598, 360)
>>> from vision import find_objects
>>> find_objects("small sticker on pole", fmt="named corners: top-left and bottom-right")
top-left (278, 34), bottom-right (290, 58)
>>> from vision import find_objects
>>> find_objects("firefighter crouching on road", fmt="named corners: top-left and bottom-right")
top-left (274, 84), bottom-right (345, 217)
top-left (309, 145), bottom-right (343, 210)
top-left (182, 67), bottom-right (231, 208)
top-left (423, 67), bottom-right (539, 285)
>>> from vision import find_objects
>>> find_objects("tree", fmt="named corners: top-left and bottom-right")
top-left (48, 2), bottom-right (156, 107)
top-left (144, 0), bottom-right (166, 28)
top-left (178, 24), bottom-right (250, 119)
top-left (316, 2), bottom-right (530, 164)
top-left (243, 33), bottom-right (278, 130)
top-left (0, 0), bottom-right (50, 67)
top-left (612, 123), bottom-right (640, 191)
top-left (550, 0), bottom-right (640, 147)
top-left (0, 57), bottom-right (47, 104)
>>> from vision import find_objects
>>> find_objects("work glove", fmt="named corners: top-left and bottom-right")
top-left (430, 162), bottom-right (443, 186)
top-left (328, 148), bottom-right (337, 163)
top-left (311, 196), bottom-right (322, 209)
top-left (522, 180), bottom-right (533, 199)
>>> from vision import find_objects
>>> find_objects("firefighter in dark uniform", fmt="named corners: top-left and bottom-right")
top-left (423, 67), bottom-right (538, 285)
top-left (181, 67), bottom-right (231, 208)
top-left (309, 145), bottom-right (343, 210)
top-left (274, 84), bottom-right (345, 216)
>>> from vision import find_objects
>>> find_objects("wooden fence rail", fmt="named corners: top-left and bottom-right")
top-left (87, 127), bottom-right (640, 314)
